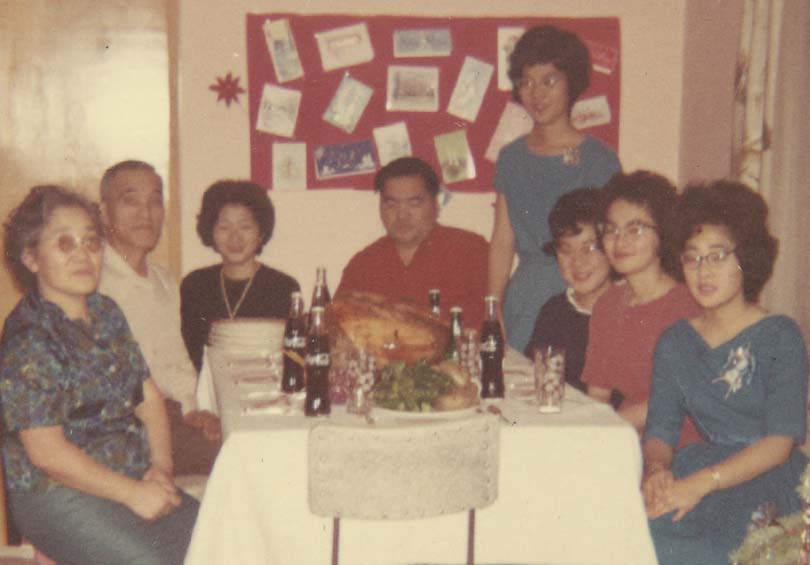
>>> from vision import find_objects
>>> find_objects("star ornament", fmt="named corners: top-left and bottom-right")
top-left (210, 72), bottom-right (246, 107)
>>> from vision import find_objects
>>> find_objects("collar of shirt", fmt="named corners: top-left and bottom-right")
top-left (566, 287), bottom-right (593, 316)
top-left (102, 243), bottom-right (156, 289)
top-left (384, 224), bottom-right (443, 270)
top-left (8, 292), bottom-right (106, 350)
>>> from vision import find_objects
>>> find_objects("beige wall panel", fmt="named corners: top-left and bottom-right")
top-left (0, 0), bottom-right (170, 322)
top-left (679, 0), bottom-right (743, 185)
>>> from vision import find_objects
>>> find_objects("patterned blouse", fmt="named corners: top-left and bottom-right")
top-left (0, 292), bottom-right (151, 492)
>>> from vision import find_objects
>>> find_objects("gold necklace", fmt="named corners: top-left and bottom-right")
top-left (220, 265), bottom-right (257, 319)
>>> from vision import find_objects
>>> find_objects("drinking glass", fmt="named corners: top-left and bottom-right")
top-left (459, 328), bottom-right (481, 384)
top-left (346, 350), bottom-right (376, 416)
top-left (534, 344), bottom-right (565, 413)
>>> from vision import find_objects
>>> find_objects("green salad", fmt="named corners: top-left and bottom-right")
top-left (373, 360), bottom-right (456, 412)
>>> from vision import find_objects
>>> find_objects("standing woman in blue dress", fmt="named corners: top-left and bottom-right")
top-left (489, 25), bottom-right (621, 352)
top-left (643, 180), bottom-right (807, 564)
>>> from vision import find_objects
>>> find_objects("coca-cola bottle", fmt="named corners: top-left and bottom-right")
top-left (282, 291), bottom-right (306, 393)
top-left (304, 306), bottom-right (331, 416)
top-left (445, 306), bottom-right (463, 363)
top-left (311, 266), bottom-right (331, 309)
top-left (479, 296), bottom-right (504, 398)
top-left (428, 288), bottom-right (441, 316)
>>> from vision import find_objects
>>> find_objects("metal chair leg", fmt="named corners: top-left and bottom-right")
top-left (332, 517), bottom-right (340, 565)
top-left (467, 509), bottom-right (475, 565)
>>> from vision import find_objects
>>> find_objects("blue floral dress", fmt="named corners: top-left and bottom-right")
top-left (494, 135), bottom-right (620, 351)
top-left (0, 291), bottom-right (199, 565)
top-left (645, 315), bottom-right (808, 565)
top-left (0, 292), bottom-right (151, 492)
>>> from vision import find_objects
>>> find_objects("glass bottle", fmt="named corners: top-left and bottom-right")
top-left (445, 306), bottom-right (463, 363)
top-left (428, 288), bottom-right (441, 316)
top-left (304, 306), bottom-right (331, 416)
top-left (282, 291), bottom-right (306, 393)
top-left (479, 296), bottom-right (504, 398)
top-left (311, 266), bottom-right (331, 309)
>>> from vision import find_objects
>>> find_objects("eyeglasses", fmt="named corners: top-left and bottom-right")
top-left (516, 73), bottom-right (563, 91)
top-left (600, 221), bottom-right (657, 241)
top-left (680, 247), bottom-right (737, 270)
top-left (43, 233), bottom-right (103, 254)
top-left (555, 241), bottom-right (601, 259)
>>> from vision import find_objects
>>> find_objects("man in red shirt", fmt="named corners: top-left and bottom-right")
top-left (336, 157), bottom-right (489, 328)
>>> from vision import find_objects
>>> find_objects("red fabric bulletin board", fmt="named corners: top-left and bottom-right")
top-left (246, 14), bottom-right (620, 191)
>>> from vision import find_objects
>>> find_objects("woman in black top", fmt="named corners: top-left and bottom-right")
top-left (181, 180), bottom-right (300, 372)
top-left (524, 188), bottom-right (613, 393)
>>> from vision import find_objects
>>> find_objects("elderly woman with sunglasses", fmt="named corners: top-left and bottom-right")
top-left (581, 171), bottom-right (702, 441)
top-left (0, 186), bottom-right (197, 564)
top-left (643, 181), bottom-right (807, 565)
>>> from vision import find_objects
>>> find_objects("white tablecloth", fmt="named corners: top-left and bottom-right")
top-left (187, 348), bottom-right (656, 564)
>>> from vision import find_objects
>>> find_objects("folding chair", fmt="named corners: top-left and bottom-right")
top-left (308, 414), bottom-right (499, 565)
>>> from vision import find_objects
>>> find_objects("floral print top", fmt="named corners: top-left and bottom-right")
top-left (0, 292), bottom-right (151, 492)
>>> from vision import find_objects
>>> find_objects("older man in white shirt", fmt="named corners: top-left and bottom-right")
top-left (98, 160), bottom-right (220, 475)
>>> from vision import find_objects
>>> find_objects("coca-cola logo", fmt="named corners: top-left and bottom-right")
top-left (284, 336), bottom-right (306, 348)
top-left (480, 337), bottom-right (499, 353)
top-left (305, 352), bottom-right (331, 367)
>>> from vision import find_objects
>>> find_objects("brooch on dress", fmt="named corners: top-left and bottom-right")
top-left (713, 343), bottom-right (755, 398)
top-left (562, 145), bottom-right (580, 166)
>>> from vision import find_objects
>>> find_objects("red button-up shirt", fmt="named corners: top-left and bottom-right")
top-left (336, 225), bottom-right (489, 329)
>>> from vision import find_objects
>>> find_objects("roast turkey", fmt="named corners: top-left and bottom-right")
top-left (326, 291), bottom-right (449, 368)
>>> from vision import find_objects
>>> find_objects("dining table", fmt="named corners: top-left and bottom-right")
top-left (186, 346), bottom-right (657, 565)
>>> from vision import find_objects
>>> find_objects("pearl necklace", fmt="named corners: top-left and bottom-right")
top-left (219, 265), bottom-right (257, 320)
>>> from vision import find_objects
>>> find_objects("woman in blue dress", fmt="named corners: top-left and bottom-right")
top-left (643, 180), bottom-right (807, 564)
top-left (489, 25), bottom-right (621, 352)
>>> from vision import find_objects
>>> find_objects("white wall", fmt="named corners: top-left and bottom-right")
top-left (177, 0), bottom-right (688, 295)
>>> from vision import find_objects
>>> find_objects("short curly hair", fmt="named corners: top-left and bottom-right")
top-left (508, 25), bottom-right (591, 109)
top-left (374, 157), bottom-right (440, 196)
top-left (677, 180), bottom-right (777, 303)
top-left (600, 171), bottom-right (682, 281)
top-left (196, 180), bottom-right (275, 254)
top-left (543, 187), bottom-right (603, 256)
top-left (4, 185), bottom-right (103, 291)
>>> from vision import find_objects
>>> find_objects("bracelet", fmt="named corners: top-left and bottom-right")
top-left (709, 466), bottom-right (721, 491)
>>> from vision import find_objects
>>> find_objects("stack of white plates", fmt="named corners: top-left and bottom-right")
top-left (208, 318), bottom-right (286, 357)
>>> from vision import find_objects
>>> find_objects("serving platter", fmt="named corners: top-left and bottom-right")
top-left (373, 404), bottom-right (479, 421)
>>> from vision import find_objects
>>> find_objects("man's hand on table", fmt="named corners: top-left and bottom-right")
top-left (184, 409), bottom-right (222, 442)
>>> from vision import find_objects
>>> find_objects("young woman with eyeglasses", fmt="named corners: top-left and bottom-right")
top-left (488, 25), bottom-right (621, 353)
top-left (522, 188), bottom-right (613, 393)
top-left (643, 180), bottom-right (806, 564)
top-left (581, 171), bottom-right (702, 439)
